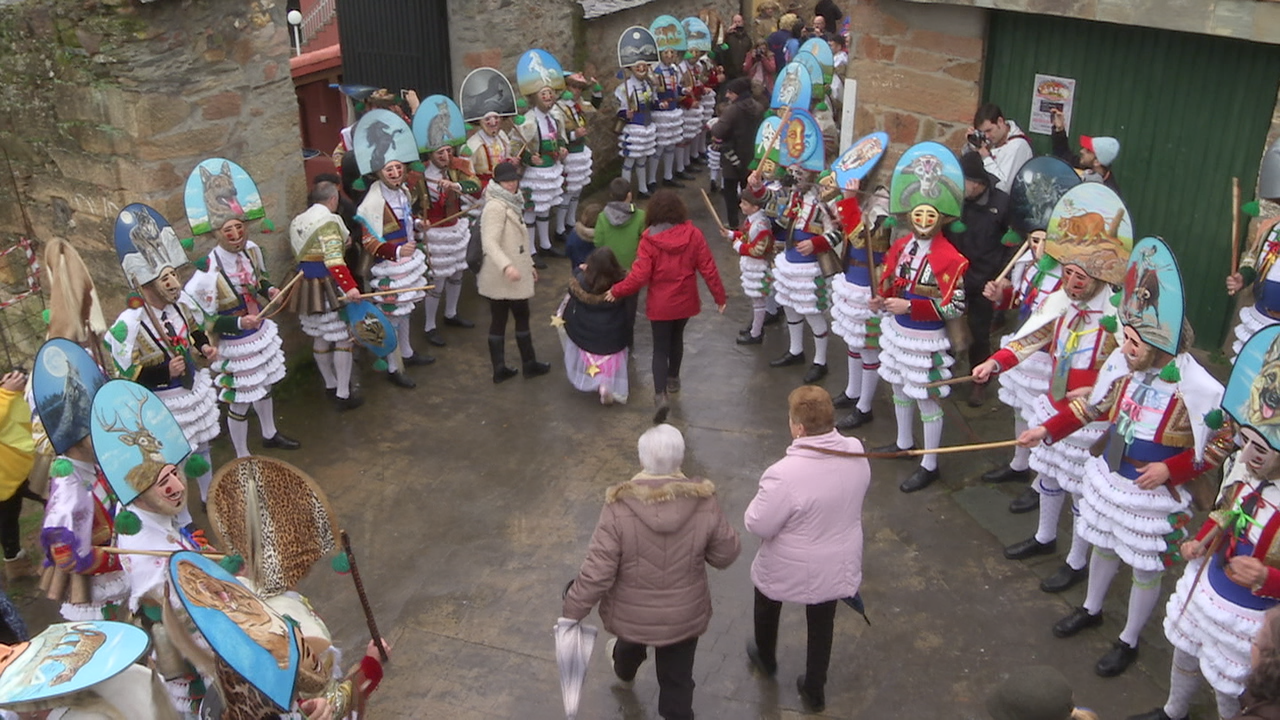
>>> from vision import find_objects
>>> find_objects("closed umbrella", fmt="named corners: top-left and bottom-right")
top-left (553, 617), bottom-right (599, 719)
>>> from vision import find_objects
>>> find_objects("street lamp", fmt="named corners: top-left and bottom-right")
top-left (287, 9), bottom-right (303, 57)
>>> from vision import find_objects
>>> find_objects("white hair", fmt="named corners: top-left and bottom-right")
top-left (638, 423), bottom-right (684, 475)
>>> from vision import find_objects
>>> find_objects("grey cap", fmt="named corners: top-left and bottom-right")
top-left (1260, 138), bottom-right (1280, 202)
top-left (986, 666), bottom-right (1074, 720)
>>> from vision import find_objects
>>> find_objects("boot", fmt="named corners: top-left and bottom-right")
top-left (515, 332), bottom-right (550, 378)
top-left (489, 335), bottom-right (518, 384)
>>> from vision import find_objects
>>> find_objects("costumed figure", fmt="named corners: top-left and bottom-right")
top-left (981, 156), bottom-right (1079, 514)
top-left (615, 27), bottom-right (659, 198)
top-left (352, 108), bottom-right (434, 389)
top-left (514, 49), bottom-right (569, 261)
top-left (684, 16), bottom-right (719, 184)
top-left (721, 184), bottom-right (776, 345)
top-left (412, 95), bottom-right (482, 347)
top-left (977, 182), bottom-right (1131, 598)
top-left (871, 142), bottom-right (969, 493)
top-left (0, 620), bottom-right (176, 720)
top-left (31, 340), bottom-right (128, 623)
top-left (331, 87), bottom-right (417, 170)
top-left (552, 71), bottom-right (604, 240)
top-left (181, 159), bottom-right (298, 458)
top-left (106, 204), bottom-right (218, 506)
top-left (649, 16), bottom-right (689, 188)
top-left (90, 380), bottom-right (214, 717)
top-left (458, 67), bottom-right (519, 188)
top-left (1020, 237), bottom-right (1235, 679)
top-left (1227, 138), bottom-right (1280, 357)
top-left (286, 181), bottom-right (362, 411)
top-left (1129, 324), bottom-right (1280, 720)
top-left (675, 18), bottom-right (708, 173)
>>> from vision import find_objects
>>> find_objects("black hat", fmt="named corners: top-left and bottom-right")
top-left (493, 161), bottom-right (520, 184)
top-left (985, 666), bottom-right (1074, 720)
top-left (960, 151), bottom-right (992, 185)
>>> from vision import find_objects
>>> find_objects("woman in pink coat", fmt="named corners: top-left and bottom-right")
top-left (744, 386), bottom-right (870, 713)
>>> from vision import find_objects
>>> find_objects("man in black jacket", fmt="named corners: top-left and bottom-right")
top-left (720, 14), bottom-right (752, 86)
top-left (952, 152), bottom-right (1011, 407)
top-left (710, 77), bottom-right (764, 228)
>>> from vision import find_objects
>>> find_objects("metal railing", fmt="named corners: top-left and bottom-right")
top-left (301, 0), bottom-right (336, 45)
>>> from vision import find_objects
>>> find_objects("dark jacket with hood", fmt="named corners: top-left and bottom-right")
top-left (564, 271), bottom-right (632, 355)
top-left (610, 221), bottom-right (727, 322)
top-left (711, 93), bottom-right (764, 180)
top-left (953, 185), bottom-right (1012, 287)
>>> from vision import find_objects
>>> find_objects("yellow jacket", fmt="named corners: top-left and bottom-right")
top-left (0, 388), bottom-right (34, 499)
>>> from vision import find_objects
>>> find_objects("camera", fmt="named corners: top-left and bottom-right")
top-left (967, 129), bottom-right (987, 148)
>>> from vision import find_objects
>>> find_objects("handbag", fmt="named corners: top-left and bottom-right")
top-left (465, 222), bottom-right (484, 275)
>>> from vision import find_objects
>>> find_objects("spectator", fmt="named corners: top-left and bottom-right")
top-left (814, 0), bottom-right (844, 34)
top-left (987, 665), bottom-right (1098, 720)
top-left (0, 371), bottom-right (33, 577)
top-left (721, 14), bottom-right (753, 85)
top-left (556, 247), bottom-right (633, 404)
top-left (828, 34), bottom-right (848, 114)
top-left (1233, 606), bottom-right (1280, 719)
top-left (1051, 109), bottom-right (1120, 193)
top-left (952, 152), bottom-right (1011, 407)
top-left (594, 178), bottom-right (646, 271)
top-left (565, 202), bottom-right (601, 268)
top-left (606, 191), bottom-right (727, 422)
top-left (968, 103), bottom-right (1033, 194)
top-left (744, 40), bottom-right (779, 97)
top-left (711, 77), bottom-right (765, 229)
top-left (562, 423), bottom-right (741, 720)
top-left (478, 162), bottom-right (551, 383)
top-left (744, 386), bottom-right (870, 714)
top-left (806, 15), bottom-right (827, 39)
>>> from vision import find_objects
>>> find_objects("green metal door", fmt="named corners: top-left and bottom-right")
top-left (983, 11), bottom-right (1280, 350)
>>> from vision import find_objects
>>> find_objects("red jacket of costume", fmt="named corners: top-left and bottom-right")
top-left (611, 221), bottom-right (727, 321)
top-left (876, 233), bottom-right (969, 323)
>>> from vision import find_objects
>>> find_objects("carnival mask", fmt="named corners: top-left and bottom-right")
top-left (1061, 264), bottom-right (1101, 302)
top-left (133, 463), bottom-right (187, 517)
top-left (378, 161), bottom-right (406, 189)
top-left (147, 267), bottom-right (184, 305)
top-left (909, 205), bottom-right (941, 238)
top-left (1121, 325), bottom-right (1158, 373)
top-left (1028, 229), bottom-right (1046, 260)
top-left (215, 219), bottom-right (248, 254)
top-left (1239, 427), bottom-right (1280, 481)
top-left (536, 88), bottom-right (557, 112)
top-left (480, 114), bottom-right (502, 135)
top-left (660, 49), bottom-right (679, 66)
top-left (430, 147), bottom-right (452, 170)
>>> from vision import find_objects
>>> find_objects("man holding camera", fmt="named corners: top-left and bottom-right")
top-left (968, 103), bottom-right (1033, 194)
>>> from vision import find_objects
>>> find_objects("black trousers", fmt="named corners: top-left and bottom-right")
top-left (488, 298), bottom-right (531, 336)
top-left (753, 587), bottom-right (837, 699)
top-left (721, 176), bottom-right (745, 229)
top-left (650, 318), bottom-right (688, 394)
top-left (965, 283), bottom-right (995, 370)
top-left (0, 481), bottom-right (26, 560)
top-left (613, 635), bottom-right (698, 720)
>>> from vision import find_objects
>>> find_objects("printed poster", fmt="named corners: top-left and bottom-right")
top-left (1028, 73), bottom-right (1076, 135)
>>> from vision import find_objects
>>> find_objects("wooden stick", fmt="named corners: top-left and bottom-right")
top-left (100, 547), bottom-right (227, 560)
top-left (995, 240), bottom-right (1030, 284)
top-left (422, 207), bottom-right (475, 231)
top-left (923, 374), bottom-right (974, 389)
top-left (699, 188), bottom-right (727, 230)
top-left (341, 530), bottom-right (388, 663)
top-left (1175, 526), bottom-right (1224, 621)
top-left (900, 439), bottom-right (1021, 457)
top-left (1231, 177), bottom-right (1242, 273)
top-left (256, 271), bottom-right (304, 318)
top-left (358, 285), bottom-right (435, 299)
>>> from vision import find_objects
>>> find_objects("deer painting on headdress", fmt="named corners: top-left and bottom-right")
top-left (95, 389), bottom-right (165, 464)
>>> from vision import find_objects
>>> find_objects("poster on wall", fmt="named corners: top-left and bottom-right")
top-left (1028, 73), bottom-right (1076, 135)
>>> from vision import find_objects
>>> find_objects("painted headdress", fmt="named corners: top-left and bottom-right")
top-left (790, 54), bottom-right (826, 109)
top-left (889, 141), bottom-right (964, 218)
top-left (832, 132), bottom-right (889, 191)
top-left (516, 49), bottom-right (566, 97)
top-left (800, 37), bottom-right (835, 85)
top-left (1008, 156), bottom-right (1081, 238)
top-left (207, 456), bottom-right (342, 598)
top-left (114, 204), bottom-right (191, 288)
top-left (1119, 236), bottom-right (1185, 356)
top-left (771, 62), bottom-right (813, 111)
top-left (183, 159), bottom-right (269, 237)
top-left (1044, 183), bottom-right (1133, 285)
top-left (412, 94), bottom-right (468, 153)
top-left (776, 107), bottom-right (824, 172)
top-left (1259, 137), bottom-right (1280, 202)
top-left (0, 621), bottom-right (150, 713)
top-left (617, 26), bottom-right (659, 68)
top-left (1224, 324), bottom-right (1280, 451)
top-left (682, 17), bottom-right (712, 53)
top-left (90, 380), bottom-right (193, 507)
top-left (350, 108), bottom-right (419, 176)
top-left (31, 339), bottom-right (107, 455)
top-left (752, 114), bottom-right (782, 176)
top-left (458, 67), bottom-right (517, 123)
top-left (650, 15), bottom-right (687, 54)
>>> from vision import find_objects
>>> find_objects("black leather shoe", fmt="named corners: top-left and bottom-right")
top-left (1096, 640), bottom-right (1139, 677)
top-left (674, 170), bottom-right (694, 180)
top-left (636, 190), bottom-right (651, 199)
top-left (387, 371), bottom-right (416, 389)
top-left (1004, 536), bottom-right (1057, 560)
top-left (532, 258), bottom-right (548, 270)
top-left (261, 433), bottom-right (301, 450)
top-left (900, 467), bottom-right (939, 493)
top-left (492, 367), bottom-right (519, 384)
top-left (745, 641), bottom-right (776, 677)
top-left (404, 352), bottom-right (435, 366)
top-left (661, 179), bottom-right (685, 188)
top-left (762, 311), bottom-right (781, 326)
top-left (802, 363), bottom-right (828, 384)
top-left (1126, 708), bottom-right (1184, 720)
top-left (796, 675), bottom-right (825, 713)
top-left (1053, 607), bottom-right (1103, 638)
top-left (442, 315), bottom-right (474, 329)
top-left (832, 392), bottom-right (857, 409)
top-left (423, 329), bottom-right (447, 347)
top-left (982, 465), bottom-right (1031, 484)
top-left (333, 394), bottom-right (364, 411)
top-left (770, 351), bottom-right (806, 367)
top-left (1009, 486), bottom-right (1040, 514)
top-left (835, 407), bottom-right (873, 430)
top-left (736, 333), bottom-right (763, 345)
top-left (523, 360), bottom-right (551, 378)
top-left (1041, 563), bottom-right (1088, 594)
top-left (872, 442), bottom-right (915, 456)
top-left (541, 245), bottom-right (566, 258)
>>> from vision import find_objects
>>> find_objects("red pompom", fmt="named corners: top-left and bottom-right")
top-left (126, 294), bottom-right (144, 309)
top-left (359, 655), bottom-right (384, 694)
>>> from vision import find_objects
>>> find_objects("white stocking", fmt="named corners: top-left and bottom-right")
top-left (313, 339), bottom-right (336, 390)
top-left (1083, 548), bottom-right (1122, 615)
top-left (636, 158), bottom-right (650, 195)
top-left (227, 402), bottom-right (251, 458)
top-left (333, 343), bottom-right (353, 399)
top-left (444, 271), bottom-right (463, 319)
top-left (1011, 416), bottom-right (1031, 471)
top-left (766, 293), bottom-right (779, 315)
top-left (252, 396), bottom-right (278, 440)
top-left (1163, 648), bottom-right (1201, 720)
top-left (1216, 689), bottom-right (1242, 719)
top-left (892, 386), bottom-right (915, 451)
top-left (918, 398), bottom-right (943, 471)
top-left (193, 445), bottom-right (212, 502)
top-left (1119, 568), bottom-right (1163, 648)
top-left (1034, 475), bottom-right (1065, 544)
top-left (749, 297), bottom-right (766, 337)
top-left (648, 154), bottom-right (660, 186)
top-left (421, 289), bottom-right (442, 332)
top-left (662, 149), bottom-right (675, 181)
top-left (553, 204), bottom-right (570, 235)
top-left (1065, 495), bottom-right (1090, 570)
top-left (784, 307), bottom-right (804, 355)
top-left (391, 315), bottom-right (412, 370)
top-left (805, 313), bottom-right (829, 366)
top-left (845, 351), bottom-right (862, 399)
top-left (566, 196), bottom-right (581, 233)
top-left (536, 217), bottom-right (551, 250)
top-left (857, 350), bottom-right (881, 414)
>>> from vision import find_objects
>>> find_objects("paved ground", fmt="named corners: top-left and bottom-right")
top-left (6, 168), bottom-right (1223, 718)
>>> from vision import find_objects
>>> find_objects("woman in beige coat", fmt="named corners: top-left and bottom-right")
top-left (478, 162), bottom-right (550, 383)
top-left (562, 423), bottom-right (740, 720)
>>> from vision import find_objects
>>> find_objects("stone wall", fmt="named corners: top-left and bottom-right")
top-left (845, 0), bottom-right (988, 188)
top-left (0, 0), bottom-right (305, 366)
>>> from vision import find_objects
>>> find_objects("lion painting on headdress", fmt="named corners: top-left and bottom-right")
top-left (1249, 335), bottom-right (1280, 427)
top-left (177, 560), bottom-right (291, 669)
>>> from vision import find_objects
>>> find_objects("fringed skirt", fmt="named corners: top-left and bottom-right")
top-left (1232, 304), bottom-right (1278, 357)
top-left (878, 317), bottom-right (953, 400)
top-left (739, 256), bottom-right (773, 299)
top-left (212, 320), bottom-right (287, 405)
top-left (996, 342), bottom-right (1053, 423)
top-left (523, 163), bottom-right (565, 214)
top-left (1077, 455), bottom-right (1191, 572)
top-left (773, 255), bottom-right (828, 314)
top-left (652, 109), bottom-right (682, 151)
top-left (563, 146), bottom-right (593, 196)
top-left (681, 106), bottom-right (703, 143)
top-left (155, 369), bottom-right (220, 446)
top-left (1027, 394), bottom-right (1106, 495)
top-left (288, 275), bottom-right (348, 343)
top-left (831, 275), bottom-right (882, 350)
top-left (423, 219), bottom-right (470, 280)
top-left (368, 249), bottom-right (428, 317)
top-left (1164, 558), bottom-right (1268, 697)
top-left (619, 122), bottom-right (657, 159)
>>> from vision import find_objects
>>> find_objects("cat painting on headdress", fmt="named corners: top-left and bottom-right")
top-left (427, 100), bottom-right (454, 149)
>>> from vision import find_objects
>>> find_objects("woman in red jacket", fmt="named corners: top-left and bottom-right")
top-left (606, 191), bottom-right (726, 421)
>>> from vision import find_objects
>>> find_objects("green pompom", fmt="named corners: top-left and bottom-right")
top-left (218, 553), bottom-right (245, 574)
top-left (592, 83), bottom-right (603, 93)
top-left (883, 216), bottom-right (898, 228)
top-left (1036, 254), bottom-right (1058, 271)
top-left (114, 509), bottom-right (142, 536)
top-left (51, 458), bottom-right (74, 478)
top-left (949, 220), bottom-right (967, 234)
top-left (260, 218), bottom-right (276, 233)
top-left (1109, 291), bottom-right (1122, 307)
top-left (221, 390), bottom-right (236, 404)
top-left (1159, 363), bottom-right (1181, 383)
top-left (763, 109), bottom-right (775, 119)
top-left (1099, 314), bottom-right (1118, 333)
top-left (372, 358), bottom-right (388, 372)
top-left (193, 257), bottom-right (210, 272)
top-left (352, 178), bottom-right (367, 192)
top-left (331, 553), bottom-right (351, 574)
top-left (459, 145), bottom-right (473, 157)
top-left (1204, 408), bottom-right (1224, 430)
top-left (180, 236), bottom-right (195, 251)
top-left (1243, 201), bottom-right (1262, 217)
top-left (814, 102), bottom-right (828, 111)
top-left (141, 603), bottom-right (162, 622)
top-left (1000, 229), bottom-right (1021, 247)
top-left (514, 114), bottom-right (526, 125)
top-left (515, 97), bottom-right (529, 110)
top-left (561, 90), bottom-right (573, 100)
top-left (109, 321), bottom-right (128, 342)
top-left (184, 453), bottom-right (210, 480)
top-left (409, 161), bottom-right (425, 173)
top-left (40, 308), bottom-right (51, 325)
